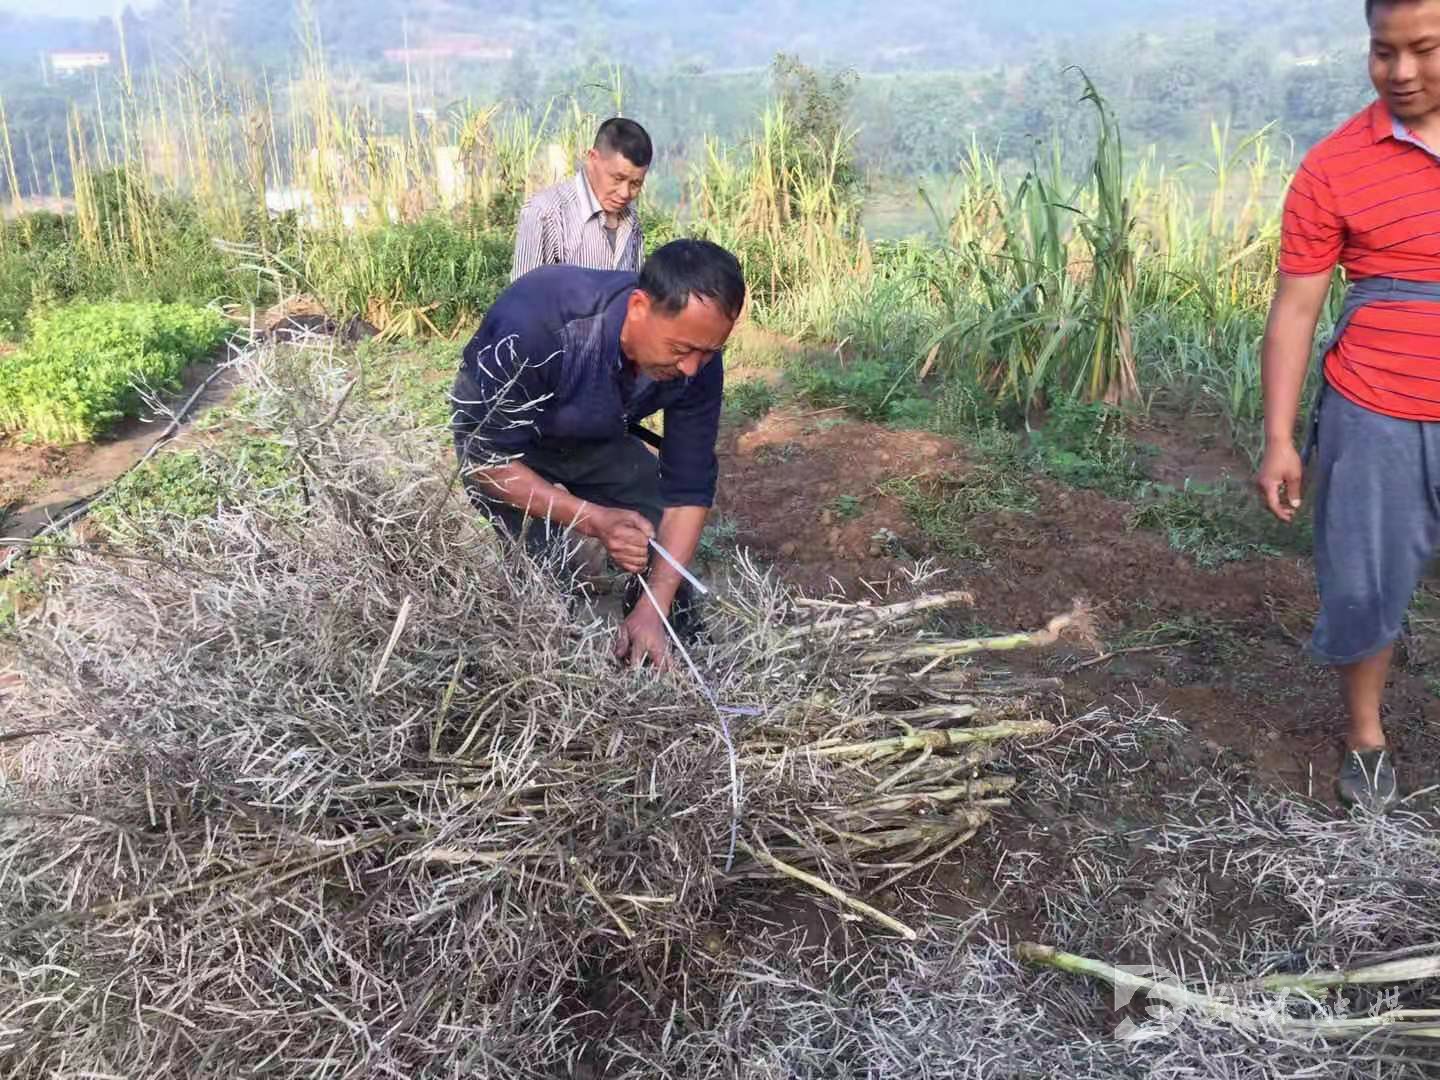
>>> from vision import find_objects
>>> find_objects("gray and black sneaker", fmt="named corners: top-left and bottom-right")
top-left (1336, 748), bottom-right (1400, 814)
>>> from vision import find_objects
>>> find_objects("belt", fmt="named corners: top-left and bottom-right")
top-left (1325, 276), bottom-right (1440, 356)
top-left (628, 421), bottom-right (664, 450)
top-left (1303, 276), bottom-right (1440, 459)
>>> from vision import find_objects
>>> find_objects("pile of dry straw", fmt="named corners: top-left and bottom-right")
top-left (4, 347), bottom-right (1439, 1079)
top-left (0, 350), bottom-right (1078, 1077)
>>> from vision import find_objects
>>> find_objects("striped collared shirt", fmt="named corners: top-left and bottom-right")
top-left (510, 169), bottom-right (643, 281)
top-left (1282, 100), bottom-right (1440, 421)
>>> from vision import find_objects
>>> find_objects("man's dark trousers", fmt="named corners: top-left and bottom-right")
top-left (460, 434), bottom-right (664, 560)
top-left (458, 433), bottom-right (703, 638)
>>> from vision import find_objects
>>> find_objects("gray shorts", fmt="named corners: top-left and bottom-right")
top-left (1309, 387), bottom-right (1440, 665)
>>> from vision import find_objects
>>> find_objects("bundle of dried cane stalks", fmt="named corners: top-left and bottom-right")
top-left (0, 354), bottom-right (1087, 1077)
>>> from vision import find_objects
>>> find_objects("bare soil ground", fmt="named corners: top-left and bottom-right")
top-left (717, 408), bottom-right (957, 593)
top-left (715, 405), bottom-right (1440, 985)
top-left (717, 407), bottom-right (1440, 810)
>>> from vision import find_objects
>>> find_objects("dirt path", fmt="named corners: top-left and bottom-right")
top-left (716, 408), bottom-right (1440, 806)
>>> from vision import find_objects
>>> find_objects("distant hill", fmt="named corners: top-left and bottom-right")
top-left (0, 0), bottom-right (1366, 77)
top-left (0, 0), bottom-right (1371, 201)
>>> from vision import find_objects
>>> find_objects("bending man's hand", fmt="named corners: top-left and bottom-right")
top-left (586, 507), bottom-right (655, 574)
top-left (613, 600), bottom-right (672, 670)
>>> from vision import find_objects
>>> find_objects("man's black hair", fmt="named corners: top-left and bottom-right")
top-left (639, 239), bottom-right (747, 322)
top-left (1368, 0), bottom-right (1428, 21)
top-left (594, 118), bottom-right (653, 169)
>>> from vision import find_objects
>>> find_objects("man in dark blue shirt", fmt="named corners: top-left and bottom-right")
top-left (451, 239), bottom-right (745, 668)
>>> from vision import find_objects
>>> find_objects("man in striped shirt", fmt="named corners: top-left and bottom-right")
top-left (1258, 0), bottom-right (1440, 811)
top-left (510, 118), bottom-right (651, 280)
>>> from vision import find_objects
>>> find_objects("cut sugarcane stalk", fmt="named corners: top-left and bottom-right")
top-left (788, 590), bottom-right (976, 639)
top-left (1252, 953), bottom-right (1440, 993)
top-left (803, 719), bottom-right (1055, 759)
top-left (1019, 943), bottom-right (1440, 1041)
top-left (739, 840), bottom-right (918, 940)
top-left (859, 606), bottom-right (1096, 665)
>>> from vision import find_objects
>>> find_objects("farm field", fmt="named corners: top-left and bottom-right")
top-left (7, 331), bottom-right (1439, 1076)
top-left (3, 33), bottom-right (1440, 1080)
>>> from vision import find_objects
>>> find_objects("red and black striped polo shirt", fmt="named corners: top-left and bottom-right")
top-left (1281, 100), bottom-right (1440, 421)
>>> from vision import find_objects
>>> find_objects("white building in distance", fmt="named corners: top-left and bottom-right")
top-left (46, 51), bottom-right (112, 81)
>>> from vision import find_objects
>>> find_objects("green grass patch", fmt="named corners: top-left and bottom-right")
top-left (886, 478), bottom-right (983, 560)
top-left (306, 216), bottom-right (511, 340)
top-left (91, 436), bottom-right (298, 547)
top-left (828, 493), bottom-right (864, 520)
top-left (884, 465), bottom-right (1035, 560)
top-left (890, 393), bottom-right (1154, 559)
top-left (351, 337), bottom-right (462, 429)
top-left (0, 302), bottom-right (230, 444)
top-left (1027, 400), bottom-right (1148, 497)
top-left (0, 198), bottom-right (242, 338)
top-left (1127, 480), bottom-right (1301, 568)
top-left (725, 379), bottom-right (779, 422)
top-left (791, 356), bottom-right (932, 424)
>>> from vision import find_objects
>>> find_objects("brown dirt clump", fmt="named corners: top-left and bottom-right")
top-left (0, 441), bottom-right (89, 521)
top-left (717, 409), bottom-right (962, 595)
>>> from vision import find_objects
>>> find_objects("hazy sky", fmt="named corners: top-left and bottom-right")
top-left (0, 0), bottom-right (156, 15)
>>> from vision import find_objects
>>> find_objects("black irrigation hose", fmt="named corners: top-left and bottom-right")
top-left (0, 360), bottom-right (237, 578)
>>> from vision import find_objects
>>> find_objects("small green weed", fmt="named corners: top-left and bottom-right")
top-left (756, 442), bottom-right (800, 465)
top-left (697, 513), bottom-right (741, 565)
top-left (828, 494), bottom-right (864, 520)
top-left (92, 436), bottom-right (297, 546)
top-left (0, 568), bottom-right (41, 631)
top-left (1128, 480), bottom-right (1297, 568)
top-left (725, 379), bottom-right (778, 421)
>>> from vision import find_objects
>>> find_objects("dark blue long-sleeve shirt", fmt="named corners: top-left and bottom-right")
top-left (451, 265), bottom-right (724, 508)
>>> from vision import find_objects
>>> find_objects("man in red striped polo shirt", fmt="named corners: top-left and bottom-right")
top-left (1258, 0), bottom-right (1440, 812)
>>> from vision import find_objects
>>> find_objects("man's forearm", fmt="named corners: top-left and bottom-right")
top-left (1261, 324), bottom-right (1313, 446)
top-left (646, 506), bottom-right (709, 610)
top-left (473, 464), bottom-right (709, 602)
top-left (1261, 274), bottom-right (1332, 445)
top-left (470, 461), bottom-right (598, 536)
